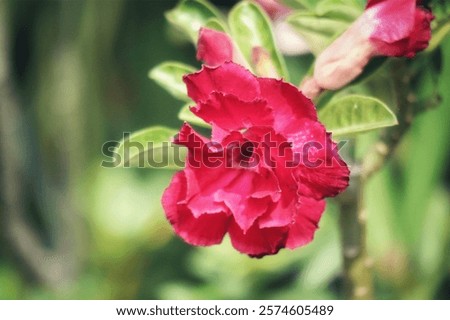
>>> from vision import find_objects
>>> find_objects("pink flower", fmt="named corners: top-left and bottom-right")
top-left (162, 62), bottom-right (349, 257)
top-left (300, 0), bottom-right (433, 99)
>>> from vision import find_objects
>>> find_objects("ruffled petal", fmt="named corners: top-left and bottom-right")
top-left (184, 164), bottom-right (239, 218)
top-left (162, 171), bottom-right (229, 246)
top-left (183, 62), bottom-right (260, 103)
top-left (174, 122), bottom-right (209, 149)
top-left (258, 189), bottom-right (296, 228)
top-left (289, 120), bottom-right (349, 199)
top-left (215, 168), bottom-right (280, 232)
top-left (174, 122), bottom-right (211, 169)
top-left (286, 197), bottom-right (325, 249)
top-left (228, 220), bottom-right (288, 257)
top-left (197, 28), bottom-right (234, 66)
top-left (174, 123), bottom-right (240, 217)
top-left (257, 78), bottom-right (317, 135)
top-left (191, 92), bottom-right (273, 133)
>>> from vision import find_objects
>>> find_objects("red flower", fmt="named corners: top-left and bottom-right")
top-left (300, 0), bottom-right (434, 99)
top-left (162, 62), bottom-right (349, 257)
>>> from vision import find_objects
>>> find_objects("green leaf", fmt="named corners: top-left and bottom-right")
top-left (229, 1), bottom-right (289, 80)
top-left (315, 0), bottom-right (362, 20)
top-left (178, 103), bottom-right (211, 128)
top-left (283, 0), bottom-right (315, 10)
top-left (287, 12), bottom-right (351, 55)
top-left (283, 0), bottom-right (365, 11)
top-left (166, 0), bottom-right (224, 44)
top-left (148, 62), bottom-right (196, 101)
top-left (287, 1), bottom-right (361, 55)
top-left (319, 95), bottom-right (398, 137)
top-left (114, 126), bottom-right (185, 169)
top-left (204, 18), bottom-right (228, 33)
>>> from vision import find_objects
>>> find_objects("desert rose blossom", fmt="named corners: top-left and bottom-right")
top-left (300, 0), bottom-right (434, 99)
top-left (162, 62), bottom-right (349, 257)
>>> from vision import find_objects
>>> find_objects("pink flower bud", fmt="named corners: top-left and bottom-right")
top-left (196, 28), bottom-right (234, 67)
top-left (300, 0), bottom-right (434, 99)
top-left (196, 27), bottom-right (248, 68)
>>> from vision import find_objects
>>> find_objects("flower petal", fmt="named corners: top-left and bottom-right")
top-left (184, 62), bottom-right (260, 103)
top-left (191, 92), bottom-right (273, 133)
top-left (216, 168), bottom-right (280, 232)
top-left (286, 197), bottom-right (325, 249)
top-left (184, 166), bottom-right (237, 217)
top-left (162, 171), bottom-right (229, 246)
top-left (289, 120), bottom-right (349, 199)
top-left (228, 220), bottom-right (288, 257)
top-left (366, 0), bottom-right (416, 44)
top-left (197, 28), bottom-right (234, 66)
top-left (174, 123), bottom-right (240, 217)
top-left (257, 78), bottom-right (317, 135)
top-left (174, 122), bottom-right (210, 168)
top-left (371, 6), bottom-right (434, 58)
top-left (258, 189), bottom-right (296, 228)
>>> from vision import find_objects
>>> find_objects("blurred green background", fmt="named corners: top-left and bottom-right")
top-left (0, 0), bottom-right (448, 299)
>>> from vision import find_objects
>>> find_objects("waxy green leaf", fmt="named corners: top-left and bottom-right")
top-left (166, 0), bottom-right (224, 44)
top-left (287, 13), bottom-right (352, 55)
top-left (114, 126), bottom-right (185, 169)
top-left (149, 62), bottom-right (196, 101)
top-left (229, 1), bottom-right (289, 80)
top-left (287, 0), bottom-right (361, 55)
top-left (319, 95), bottom-right (398, 137)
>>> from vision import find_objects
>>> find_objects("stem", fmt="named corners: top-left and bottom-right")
top-left (339, 174), bottom-right (374, 299)
top-left (338, 60), bottom-right (425, 299)
top-left (338, 140), bottom-right (374, 299)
